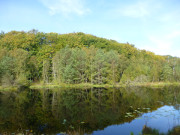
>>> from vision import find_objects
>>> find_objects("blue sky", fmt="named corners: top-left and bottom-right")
top-left (0, 0), bottom-right (180, 57)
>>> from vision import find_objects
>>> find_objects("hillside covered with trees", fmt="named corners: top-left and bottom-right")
top-left (0, 30), bottom-right (180, 87)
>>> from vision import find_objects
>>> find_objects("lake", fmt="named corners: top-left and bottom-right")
top-left (0, 86), bottom-right (180, 135)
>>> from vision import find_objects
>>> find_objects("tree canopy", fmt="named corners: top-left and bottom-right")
top-left (0, 30), bottom-right (179, 86)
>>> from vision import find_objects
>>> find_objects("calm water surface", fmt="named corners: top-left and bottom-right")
top-left (0, 86), bottom-right (180, 135)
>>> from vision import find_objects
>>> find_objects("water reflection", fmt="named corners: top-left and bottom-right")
top-left (0, 86), bottom-right (180, 135)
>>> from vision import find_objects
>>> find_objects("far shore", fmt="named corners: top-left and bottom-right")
top-left (0, 82), bottom-right (180, 91)
top-left (30, 82), bottom-right (180, 89)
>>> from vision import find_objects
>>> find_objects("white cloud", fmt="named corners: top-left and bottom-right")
top-left (148, 36), bottom-right (172, 50)
top-left (167, 31), bottom-right (180, 39)
top-left (121, 1), bottom-right (149, 18)
top-left (142, 30), bottom-right (180, 57)
top-left (159, 14), bottom-right (180, 32)
top-left (115, 0), bottom-right (161, 18)
top-left (39, 0), bottom-right (90, 16)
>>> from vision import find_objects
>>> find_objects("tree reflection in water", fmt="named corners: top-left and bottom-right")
top-left (142, 125), bottom-right (180, 135)
top-left (0, 86), bottom-right (180, 135)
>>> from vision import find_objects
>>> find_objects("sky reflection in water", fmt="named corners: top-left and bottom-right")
top-left (0, 86), bottom-right (180, 135)
top-left (93, 105), bottom-right (180, 135)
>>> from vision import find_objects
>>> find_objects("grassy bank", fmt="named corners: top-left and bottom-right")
top-left (29, 83), bottom-right (118, 89)
top-left (1, 82), bottom-right (180, 90)
top-left (0, 86), bottom-right (18, 91)
top-left (30, 82), bottom-right (180, 89)
top-left (134, 82), bottom-right (180, 88)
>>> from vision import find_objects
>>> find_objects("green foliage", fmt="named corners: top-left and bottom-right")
top-left (0, 55), bottom-right (16, 86)
top-left (161, 64), bottom-right (173, 82)
top-left (0, 30), bottom-right (179, 86)
top-left (106, 50), bottom-right (120, 84)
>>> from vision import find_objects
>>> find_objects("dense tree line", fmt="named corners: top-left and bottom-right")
top-left (0, 30), bottom-right (179, 86)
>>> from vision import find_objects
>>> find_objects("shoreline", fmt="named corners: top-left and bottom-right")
top-left (0, 82), bottom-right (180, 90)
top-left (30, 82), bottom-right (180, 89)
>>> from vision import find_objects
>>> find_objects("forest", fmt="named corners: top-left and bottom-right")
top-left (0, 30), bottom-right (180, 87)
